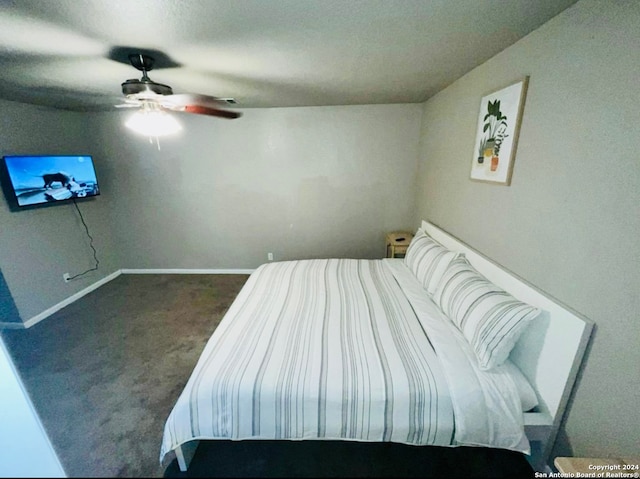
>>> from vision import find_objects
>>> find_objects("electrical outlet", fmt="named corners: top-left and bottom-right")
top-left (267, 252), bottom-right (273, 261)
top-left (63, 273), bottom-right (71, 283)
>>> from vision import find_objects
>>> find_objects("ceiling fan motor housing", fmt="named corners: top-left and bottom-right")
top-left (121, 79), bottom-right (173, 96)
top-left (122, 53), bottom-right (173, 96)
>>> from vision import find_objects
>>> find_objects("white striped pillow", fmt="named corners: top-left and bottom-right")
top-left (433, 256), bottom-right (541, 370)
top-left (403, 231), bottom-right (460, 295)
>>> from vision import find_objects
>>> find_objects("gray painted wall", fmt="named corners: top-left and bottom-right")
top-left (0, 99), bottom-right (122, 321)
top-left (414, 0), bottom-right (639, 458)
top-left (90, 104), bottom-right (422, 268)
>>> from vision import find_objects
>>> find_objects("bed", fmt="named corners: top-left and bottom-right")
top-left (160, 221), bottom-right (592, 473)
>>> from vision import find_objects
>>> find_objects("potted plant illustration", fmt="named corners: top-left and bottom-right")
top-left (491, 123), bottom-right (509, 171)
top-left (477, 137), bottom-right (487, 164)
top-left (482, 99), bottom-right (508, 171)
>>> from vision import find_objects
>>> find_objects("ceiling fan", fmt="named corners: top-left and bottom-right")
top-left (116, 53), bottom-right (241, 131)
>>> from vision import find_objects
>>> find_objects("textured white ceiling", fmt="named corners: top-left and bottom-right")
top-left (0, 0), bottom-right (577, 111)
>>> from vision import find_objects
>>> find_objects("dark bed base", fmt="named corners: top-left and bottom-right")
top-left (163, 441), bottom-right (535, 478)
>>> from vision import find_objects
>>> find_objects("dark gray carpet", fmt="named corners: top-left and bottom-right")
top-left (2, 273), bottom-right (249, 477)
top-left (2, 273), bottom-right (534, 478)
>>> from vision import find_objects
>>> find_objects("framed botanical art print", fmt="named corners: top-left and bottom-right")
top-left (470, 77), bottom-right (529, 185)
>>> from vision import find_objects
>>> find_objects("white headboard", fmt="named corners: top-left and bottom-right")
top-left (421, 221), bottom-right (592, 469)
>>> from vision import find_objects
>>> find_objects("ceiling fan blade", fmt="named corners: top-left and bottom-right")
top-left (114, 103), bottom-right (141, 108)
top-left (181, 104), bottom-right (241, 119)
top-left (163, 93), bottom-right (234, 109)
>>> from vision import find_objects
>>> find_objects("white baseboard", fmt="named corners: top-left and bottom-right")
top-left (7, 268), bottom-right (254, 330)
top-left (0, 321), bottom-right (26, 329)
top-left (121, 268), bottom-right (255, 275)
top-left (22, 270), bottom-right (122, 329)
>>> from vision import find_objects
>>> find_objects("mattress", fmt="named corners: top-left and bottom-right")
top-left (160, 258), bottom-right (529, 464)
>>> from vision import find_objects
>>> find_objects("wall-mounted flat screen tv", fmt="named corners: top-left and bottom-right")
top-left (3, 155), bottom-right (100, 207)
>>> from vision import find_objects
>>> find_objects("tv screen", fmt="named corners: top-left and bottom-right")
top-left (3, 155), bottom-right (100, 207)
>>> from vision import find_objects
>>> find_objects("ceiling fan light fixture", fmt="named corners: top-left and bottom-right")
top-left (118, 53), bottom-right (241, 129)
top-left (125, 103), bottom-right (182, 137)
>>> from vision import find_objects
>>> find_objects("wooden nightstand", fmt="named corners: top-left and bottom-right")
top-left (386, 232), bottom-right (414, 258)
top-left (554, 457), bottom-right (639, 476)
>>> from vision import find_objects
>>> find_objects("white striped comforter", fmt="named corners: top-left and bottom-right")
top-left (160, 259), bottom-right (528, 463)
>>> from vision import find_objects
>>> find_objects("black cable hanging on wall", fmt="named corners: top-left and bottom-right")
top-left (66, 198), bottom-right (99, 281)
